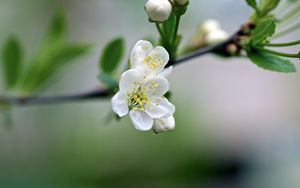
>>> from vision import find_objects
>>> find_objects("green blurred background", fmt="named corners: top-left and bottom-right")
top-left (0, 0), bottom-right (300, 187)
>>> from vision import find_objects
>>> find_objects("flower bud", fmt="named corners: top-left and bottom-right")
top-left (198, 19), bottom-right (221, 35)
top-left (153, 116), bottom-right (175, 133)
top-left (225, 43), bottom-right (240, 56)
top-left (145, 0), bottom-right (172, 22)
top-left (205, 30), bottom-right (229, 45)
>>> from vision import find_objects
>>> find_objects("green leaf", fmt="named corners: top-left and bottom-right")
top-left (251, 18), bottom-right (276, 45)
top-left (247, 48), bottom-right (296, 73)
top-left (21, 44), bottom-right (90, 93)
top-left (100, 38), bottom-right (124, 73)
top-left (259, 0), bottom-right (280, 16)
top-left (46, 10), bottom-right (66, 44)
top-left (245, 0), bottom-right (258, 10)
top-left (1, 36), bottom-right (23, 89)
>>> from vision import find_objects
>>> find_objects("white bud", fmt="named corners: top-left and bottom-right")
top-left (205, 29), bottom-right (229, 45)
top-left (145, 0), bottom-right (172, 22)
top-left (173, 0), bottom-right (189, 6)
top-left (198, 19), bottom-right (221, 35)
top-left (153, 116), bottom-right (175, 133)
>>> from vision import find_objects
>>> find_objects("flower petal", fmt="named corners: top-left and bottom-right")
top-left (119, 69), bottom-right (144, 92)
top-left (111, 92), bottom-right (129, 117)
top-left (158, 66), bottom-right (173, 78)
top-left (142, 76), bottom-right (169, 97)
top-left (146, 46), bottom-right (169, 75)
top-left (145, 97), bottom-right (175, 118)
top-left (130, 40), bottom-right (153, 70)
top-left (129, 110), bottom-right (154, 131)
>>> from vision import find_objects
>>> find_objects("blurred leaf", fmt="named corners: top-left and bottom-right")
top-left (45, 10), bottom-right (66, 44)
top-left (245, 0), bottom-right (258, 10)
top-left (248, 48), bottom-right (296, 72)
top-left (251, 18), bottom-right (276, 45)
top-left (21, 44), bottom-right (90, 93)
top-left (259, 0), bottom-right (280, 16)
top-left (98, 73), bottom-right (118, 88)
top-left (100, 38), bottom-right (124, 73)
top-left (1, 36), bottom-right (23, 89)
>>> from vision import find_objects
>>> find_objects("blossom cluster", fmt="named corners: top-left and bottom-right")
top-left (111, 41), bottom-right (175, 133)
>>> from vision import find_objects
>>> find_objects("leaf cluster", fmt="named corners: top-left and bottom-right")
top-left (1, 10), bottom-right (90, 95)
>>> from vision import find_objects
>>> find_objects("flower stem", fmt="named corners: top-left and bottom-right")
top-left (264, 40), bottom-right (300, 47)
top-left (156, 23), bottom-right (166, 41)
top-left (172, 15), bottom-right (181, 47)
top-left (168, 15), bottom-right (181, 63)
top-left (256, 47), bottom-right (299, 58)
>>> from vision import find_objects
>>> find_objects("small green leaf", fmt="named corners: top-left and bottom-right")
top-left (245, 0), bottom-right (258, 10)
top-left (100, 38), bottom-right (124, 73)
top-left (251, 18), bottom-right (276, 45)
top-left (259, 0), bottom-right (280, 16)
top-left (21, 44), bottom-right (90, 93)
top-left (46, 10), bottom-right (66, 44)
top-left (248, 48), bottom-right (296, 73)
top-left (1, 36), bottom-right (23, 89)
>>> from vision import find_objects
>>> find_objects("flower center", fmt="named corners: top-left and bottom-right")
top-left (143, 53), bottom-right (163, 70)
top-left (128, 88), bottom-right (150, 111)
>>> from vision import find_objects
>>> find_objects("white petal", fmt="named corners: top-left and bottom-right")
top-left (153, 116), bottom-right (175, 133)
top-left (142, 76), bottom-right (169, 97)
top-left (111, 92), bottom-right (129, 117)
top-left (129, 110), bottom-right (154, 131)
top-left (147, 46), bottom-right (169, 75)
top-left (119, 69), bottom-right (144, 92)
top-left (146, 97), bottom-right (175, 118)
top-left (130, 40), bottom-right (153, 70)
top-left (158, 66), bottom-right (173, 78)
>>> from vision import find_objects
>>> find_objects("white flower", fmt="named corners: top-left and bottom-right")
top-left (130, 40), bottom-right (173, 77)
top-left (205, 30), bottom-right (229, 45)
top-left (111, 69), bottom-right (175, 131)
top-left (153, 115), bottom-right (175, 133)
top-left (145, 0), bottom-right (172, 22)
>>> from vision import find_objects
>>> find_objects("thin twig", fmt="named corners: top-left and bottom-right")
top-left (0, 32), bottom-right (238, 106)
top-left (0, 88), bottom-right (111, 106)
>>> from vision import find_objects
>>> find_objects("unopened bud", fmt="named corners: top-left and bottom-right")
top-left (225, 43), bottom-right (240, 56)
top-left (206, 30), bottom-right (229, 45)
top-left (145, 0), bottom-right (172, 22)
top-left (198, 19), bottom-right (221, 35)
top-left (153, 116), bottom-right (175, 133)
